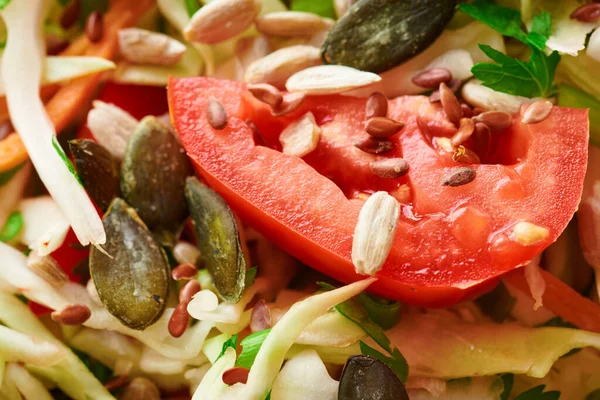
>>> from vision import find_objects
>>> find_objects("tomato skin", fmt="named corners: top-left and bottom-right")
top-left (169, 77), bottom-right (588, 306)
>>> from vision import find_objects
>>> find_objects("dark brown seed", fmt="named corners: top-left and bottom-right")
top-left (246, 119), bottom-right (268, 147)
top-left (119, 377), bottom-right (161, 400)
top-left (85, 11), bottom-right (104, 43)
top-left (474, 111), bottom-right (512, 131)
top-left (370, 158), bottom-right (409, 179)
top-left (354, 137), bottom-right (394, 154)
top-left (473, 122), bottom-right (491, 159)
top-left (339, 355), bottom-right (409, 400)
top-left (222, 367), bottom-right (250, 385)
top-left (521, 100), bottom-right (553, 125)
top-left (0, 120), bottom-right (13, 141)
top-left (172, 263), bottom-right (199, 281)
top-left (365, 92), bottom-right (388, 120)
top-left (46, 35), bottom-right (70, 55)
top-left (247, 83), bottom-right (283, 108)
top-left (441, 167), bottom-right (476, 187)
top-left (450, 118), bottom-right (475, 147)
top-left (104, 375), bottom-right (129, 391)
top-left (168, 301), bottom-right (191, 338)
top-left (460, 103), bottom-right (473, 119)
top-left (570, 3), bottom-right (600, 22)
top-left (250, 299), bottom-right (272, 332)
top-left (51, 304), bottom-right (91, 325)
top-left (429, 78), bottom-right (461, 102)
top-left (411, 68), bottom-right (452, 89)
top-left (439, 82), bottom-right (462, 126)
top-left (207, 97), bottom-right (228, 130)
top-left (452, 145), bottom-right (480, 164)
top-left (60, 0), bottom-right (81, 29)
top-left (365, 117), bottom-right (405, 138)
top-left (180, 280), bottom-right (201, 303)
top-left (271, 92), bottom-right (306, 117)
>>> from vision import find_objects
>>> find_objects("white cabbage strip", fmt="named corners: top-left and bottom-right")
top-left (19, 196), bottom-right (70, 256)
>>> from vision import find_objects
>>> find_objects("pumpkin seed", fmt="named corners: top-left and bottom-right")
top-left (321, 0), bottom-right (457, 73)
top-left (121, 116), bottom-right (193, 244)
top-left (90, 198), bottom-right (170, 330)
top-left (184, 177), bottom-right (246, 303)
top-left (69, 139), bottom-right (121, 212)
top-left (338, 355), bottom-right (409, 400)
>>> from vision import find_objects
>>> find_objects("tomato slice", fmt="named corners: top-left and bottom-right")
top-left (168, 77), bottom-right (588, 306)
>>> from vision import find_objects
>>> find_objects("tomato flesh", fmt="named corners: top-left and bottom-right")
top-left (169, 77), bottom-right (588, 306)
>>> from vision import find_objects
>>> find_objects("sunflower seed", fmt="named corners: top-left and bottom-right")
top-left (51, 304), bottom-right (91, 325)
top-left (179, 280), bottom-right (201, 303)
top-left (119, 377), bottom-right (161, 400)
top-left (365, 92), bottom-right (388, 120)
top-left (173, 241), bottom-right (201, 266)
top-left (85, 11), bottom-right (103, 43)
top-left (570, 3), bottom-right (600, 22)
top-left (521, 100), bottom-right (553, 125)
top-left (168, 301), bottom-right (191, 338)
top-left (440, 82), bottom-right (462, 126)
top-left (450, 118), bottom-right (475, 147)
top-left (256, 11), bottom-right (334, 37)
top-left (271, 92), bottom-right (306, 117)
top-left (118, 28), bottom-right (186, 66)
top-left (441, 167), bottom-right (476, 187)
top-left (250, 299), bottom-right (272, 332)
top-left (512, 221), bottom-right (549, 245)
top-left (461, 79), bottom-right (529, 113)
top-left (354, 137), bottom-right (394, 154)
top-left (452, 145), bottom-right (480, 164)
top-left (280, 112), bottom-right (321, 157)
top-left (172, 263), bottom-right (199, 281)
top-left (184, 0), bottom-right (259, 44)
top-left (27, 253), bottom-right (69, 287)
top-left (222, 367), bottom-right (250, 385)
top-left (247, 83), bottom-right (283, 108)
top-left (245, 45), bottom-right (322, 89)
top-left (87, 101), bottom-right (139, 159)
top-left (370, 158), bottom-right (409, 179)
top-left (352, 192), bottom-right (400, 276)
top-left (286, 65), bottom-right (382, 95)
top-left (411, 68), bottom-right (452, 89)
top-left (473, 111), bottom-right (513, 131)
top-left (206, 97), bottom-right (228, 130)
top-left (365, 117), bottom-right (404, 138)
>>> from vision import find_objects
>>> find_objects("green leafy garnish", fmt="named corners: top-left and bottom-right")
top-left (237, 329), bottom-right (271, 369)
top-left (357, 293), bottom-right (402, 330)
top-left (52, 136), bottom-right (83, 185)
top-left (0, 211), bottom-right (23, 242)
top-left (515, 385), bottom-right (561, 400)
top-left (184, 0), bottom-right (201, 17)
top-left (217, 334), bottom-right (238, 362)
top-left (0, 0), bottom-right (10, 10)
top-left (318, 282), bottom-right (408, 383)
top-left (500, 373), bottom-right (514, 400)
top-left (290, 0), bottom-right (336, 19)
top-left (458, 0), bottom-right (560, 98)
top-left (244, 266), bottom-right (258, 288)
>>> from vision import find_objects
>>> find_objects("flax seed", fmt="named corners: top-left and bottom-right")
top-left (354, 137), bottom-right (394, 154)
top-left (450, 118), bottom-right (475, 147)
top-left (85, 11), bottom-right (104, 43)
top-left (248, 83), bottom-right (284, 108)
top-left (51, 304), bottom-right (91, 325)
top-left (370, 158), bottom-right (409, 179)
top-left (365, 117), bottom-right (404, 138)
top-left (179, 280), bottom-right (201, 303)
top-left (441, 167), bottom-right (476, 187)
top-left (168, 301), bottom-right (190, 338)
top-left (172, 263), bottom-right (199, 281)
top-left (440, 82), bottom-right (462, 126)
top-left (365, 92), bottom-right (388, 120)
top-left (412, 68), bottom-right (452, 89)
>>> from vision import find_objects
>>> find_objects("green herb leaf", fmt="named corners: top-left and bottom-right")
top-left (359, 341), bottom-right (409, 384)
top-left (244, 267), bottom-right (258, 288)
top-left (0, 0), bottom-right (11, 10)
top-left (357, 293), bottom-right (402, 330)
top-left (291, 0), bottom-right (336, 19)
top-left (217, 334), bottom-right (238, 362)
top-left (515, 385), bottom-right (561, 400)
top-left (236, 329), bottom-right (271, 369)
top-left (458, 0), bottom-right (528, 43)
top-left (52, 136), bottom-right (83, 186)
top-left (500, 373), bottom-right (514, 400)
top-left (0, 163), bottom-right (24, 187)
top-left (185, 0), bottom-right (201, 17)
top-left (0, 211), bottom-right (23, 242)
top-left (528, 11), bottom-right (552, 49)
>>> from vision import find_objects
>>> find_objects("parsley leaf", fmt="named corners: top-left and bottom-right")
top-left (216, 334), bottom-right (238, 362)
top-left (52, 136), bottom-right (83, 186)
top-left (458, 0), bottom-right (559, 98)
top-left (237, 329), bottom-right (271, 369)
top-left (515, 385), bottom-right (561, 400)
top-left (0, 211), bottom-right (23, 242)
top-left (291, 0), bottom-right (336, 19)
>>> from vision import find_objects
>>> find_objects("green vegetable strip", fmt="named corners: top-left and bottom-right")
top-left (290, 0), bottom-right (336, 19)
top-left (237, 329), bottom-right (271, 369)
top-left (184, 0), bottom-right (201, 17)
top-left (0, 211), bottom-right (23, 242)
top-left (52, 136), bottom-right (83, 186)
top-left (217, 334), bottom-right (238, 362)
top-left (558, 85), bottom-right (600, 147)
top-left (357, 293), bottom-right (402, 330)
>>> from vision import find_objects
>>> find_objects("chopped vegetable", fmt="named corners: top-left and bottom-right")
top-left (217, 334), bottom-right (238, 362)
top-left (357, 293), bottom-right (402, 330)
top-left (237, 329), bottom-right (271, 369)
top-left (0, 210), bottom-right (21, 242)
top-left (19, 196), bottom-right (70, 256)
top-left (192, 347), bottom-right (236, 400)
top-left (5, 363), bottom-right (53, 400)
top-left (0, 325), bottom-right (66, 367)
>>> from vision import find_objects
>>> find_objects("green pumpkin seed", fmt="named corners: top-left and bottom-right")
top-left (184, 177), bottom-right (246, 303)
top-left (321, 0), bottom-right (457, 73)
top-left (69, 139), bottom-right (121, 212)
top-left (121, 117), bottom-right (193, 243)
top-left (338, 355), bottom-right (409, 400)
top-left (90, 198), bottom-right (170, 330)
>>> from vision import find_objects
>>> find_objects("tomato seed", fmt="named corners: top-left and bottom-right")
top-left (365, 92), bottom-right (388, 120)
top-left (172, 263), bottom-right (199, 280)
top-left (271, 92), bottom-right (305, 117)
top-left (168, 301), bottom-right (191, 338)
top-left (179, 280), bottom-right (201, 303)
top-left (441, 167), bottom-right (476, 187)
top-left (206, 97), bottom-right (228, 129)
top-left (570, 3), bottom-right (600, 22)
top-left (439, 82), bottom-right (462, 127)
top-left (51, 304), bottom-right (91, 325)
top-left (450, 118), bottom-right (475, 147)
top-left (222, 367), bottom-right (250, 385)
top-left (365, 117), bottom-right (405, 138)
top-left (85, 11), bottom-right (104, 43)
top-left (521, 100), bottom-right (553, 125)
top-left (370, 158), bottom-right (409, 179)
top-left (473, 111), bottom-right (512, 131)
top-left (247, 83), bottom-right (283, 108)
top-left (354, 137), bottom-right (394, 154)
top-left (411, 68), bottom-right (452, 89)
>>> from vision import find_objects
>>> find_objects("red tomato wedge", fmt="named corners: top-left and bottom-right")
top-left (168, 77), bottom-right (588, 306)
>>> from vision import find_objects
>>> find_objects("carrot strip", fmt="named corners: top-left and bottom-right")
top-left (503, 268), bottom-right (600, 333)
top-left (0, 0), bottom-right (154, 172)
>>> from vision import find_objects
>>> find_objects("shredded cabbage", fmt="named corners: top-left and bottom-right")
top-left (0, 164), bottom-right (30, 235)
top-left (19, 196), bottom-right (70, 256)
top-left (5, 363), bottom-right (53, 400)
top-left (0, 0), bottom-right (105, 247)
top-left (0, 325), bottom-right (66, 367)
top-left (192, 347), bottom-right (236, 400)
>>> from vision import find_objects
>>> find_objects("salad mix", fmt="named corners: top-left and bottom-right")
top-left (0, 0), bottom-right (599, 399)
